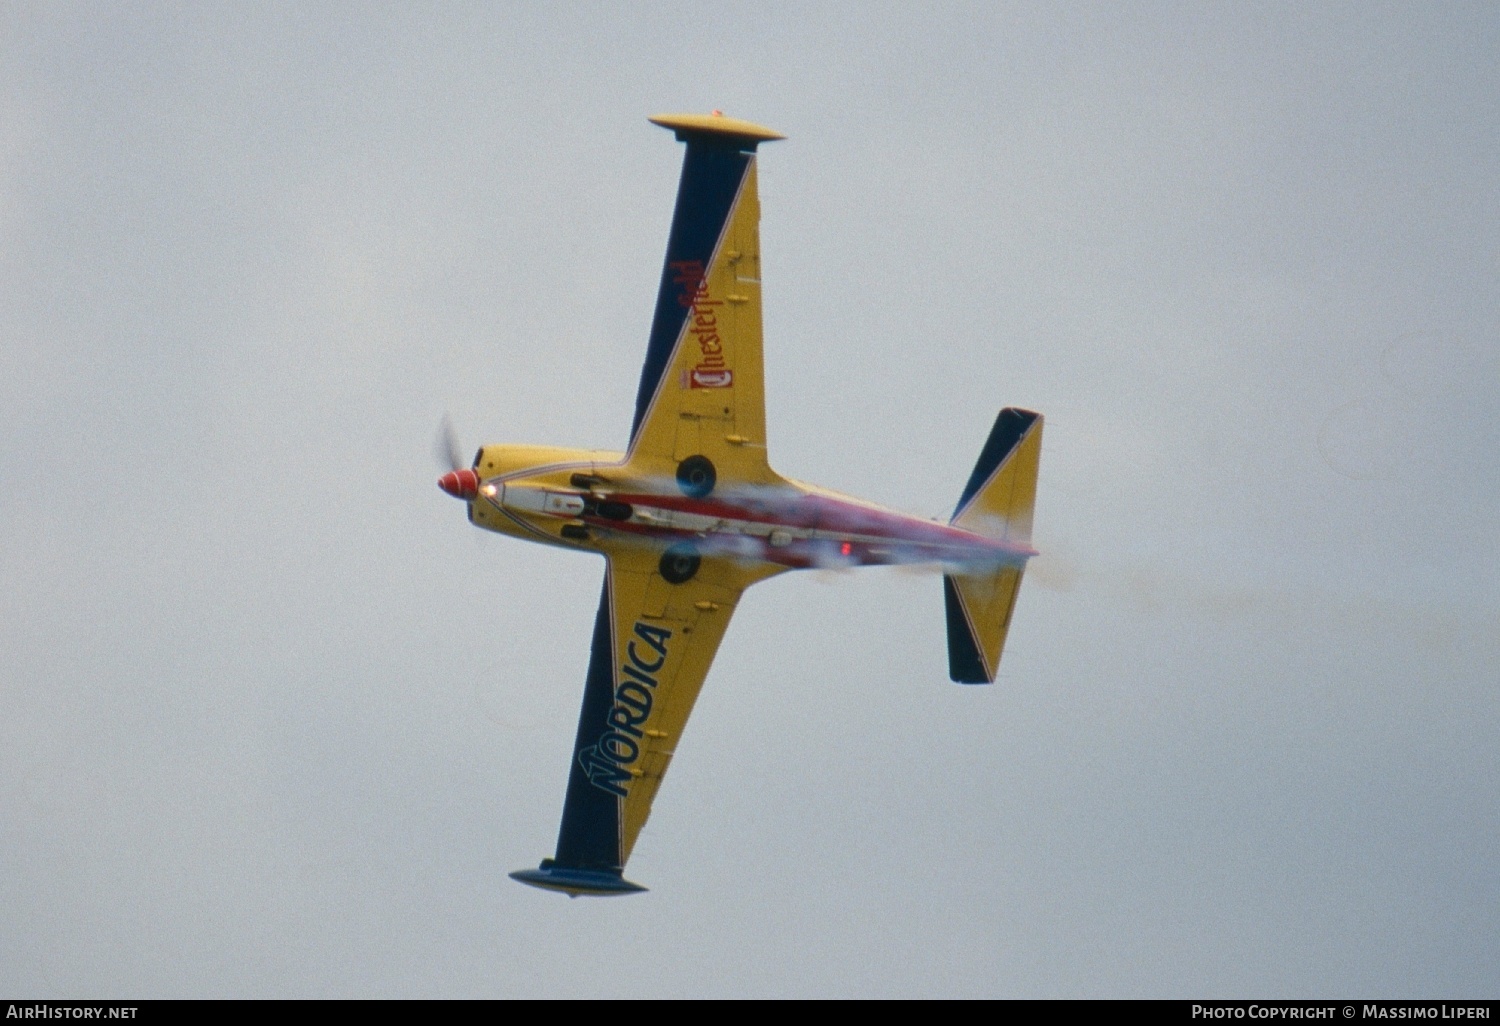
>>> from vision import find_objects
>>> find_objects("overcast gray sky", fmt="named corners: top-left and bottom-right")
top-left (2, 1), bottom-right (1497, 998)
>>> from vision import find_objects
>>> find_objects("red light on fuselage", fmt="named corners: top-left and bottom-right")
top-left (840, 541), bottom-right (852, 556)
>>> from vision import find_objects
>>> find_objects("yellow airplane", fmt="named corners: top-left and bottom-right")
top-left (437, 113), bottom-right (1042, 897)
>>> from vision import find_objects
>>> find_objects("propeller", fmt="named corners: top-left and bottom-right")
top-left (435, 413), bottom-right (466, 473)
top-left (435, 414), bottom-right (479, 500)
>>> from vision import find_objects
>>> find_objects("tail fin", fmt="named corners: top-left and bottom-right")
top-left (944, 408), bottom-right (1042, 684)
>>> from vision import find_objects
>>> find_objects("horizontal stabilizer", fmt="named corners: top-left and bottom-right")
top-left (944, 407), bottom-right (1041, 683)
top-left (944, 568), bottom-right (1025, 684)
top-left (951, 408), bottom-right (1042, 544)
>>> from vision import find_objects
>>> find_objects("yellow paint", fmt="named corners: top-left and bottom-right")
top-left (607, 547), bottom-right (784, 862)
top-left (951, 418), bottom-right (1043, 544)
top-left (647, 112), bottom-right (785, 142)
top-left (949, 567), bottom-right (1026, 682)
top-left (948, 417), bottom-right (1043, 680)
top-left (624, 158), bottom-right (784, 489)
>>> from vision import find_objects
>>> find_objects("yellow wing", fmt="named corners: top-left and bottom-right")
top-left (510, 546), bottom-right (781, 896)
top-left (624, 115), bottom-right (783, 488)
top-left (606, 545), bottom-right (782, 862)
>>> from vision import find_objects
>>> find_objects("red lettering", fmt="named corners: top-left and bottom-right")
top-left (669, 262), bottom-right (736, 389)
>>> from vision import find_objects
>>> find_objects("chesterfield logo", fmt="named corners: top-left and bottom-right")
top-left (577, 621), bottom-right (674, 797)
top-left (671, 260), bottom-right (733, 389)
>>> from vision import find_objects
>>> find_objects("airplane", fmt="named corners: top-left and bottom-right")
top-left (437, 112), bottom-right (1043, 897)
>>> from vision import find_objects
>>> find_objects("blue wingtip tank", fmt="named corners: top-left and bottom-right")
top-left (509, 862), bottom-right (649, 898)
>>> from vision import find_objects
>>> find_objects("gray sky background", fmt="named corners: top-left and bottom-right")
top-left (3, 2), bottom-right (1497, 998)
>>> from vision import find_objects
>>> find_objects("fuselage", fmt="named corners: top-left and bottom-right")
top-left (446, 443), bottom-right (1036, 572)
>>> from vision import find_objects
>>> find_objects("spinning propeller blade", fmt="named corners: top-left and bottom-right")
top-left (436, 413), bottom-right (466, 473)
top-left (435, 415), bottom-right (479, 500)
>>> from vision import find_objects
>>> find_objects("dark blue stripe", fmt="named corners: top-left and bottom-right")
top-left (553, 576), bottom-right (623, 871)
top-left (629, 140), bottom-right (753, 449)
top-left (944, 575), bottom-right (990, 684)
top-left (952, 408), bottom-right (1040, 519)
